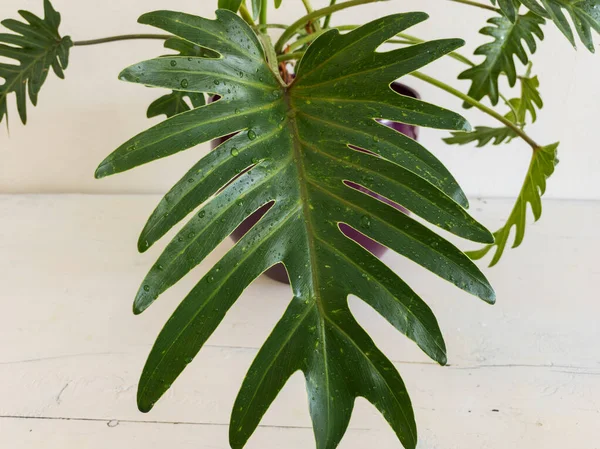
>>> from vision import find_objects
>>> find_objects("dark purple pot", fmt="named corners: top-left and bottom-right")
top-left (211, 82), bottom-right (419, 283)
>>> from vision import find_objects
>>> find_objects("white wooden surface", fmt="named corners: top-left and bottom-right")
top-left (0, 195), bottom-right (599, 449)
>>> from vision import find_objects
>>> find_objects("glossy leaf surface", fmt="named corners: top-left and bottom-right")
top-left (459, 12), bottom-right (545, 106)
top-left (97, 9), bottom-right (495, 449)
top-left (0, 0), bottom-right (72, 126)
top-left (517, 0), bottom-right (600, 51)
top-left (146, 38), bottom-right (208, 119)
top-left (468, 142), bottom-right (558, 266)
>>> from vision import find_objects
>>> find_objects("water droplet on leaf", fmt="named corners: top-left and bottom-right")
top-left (360, 215), bottom-right (371, 229)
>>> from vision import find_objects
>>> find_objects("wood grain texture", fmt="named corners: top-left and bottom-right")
top-left (1, 194), bottom-right (598, 448)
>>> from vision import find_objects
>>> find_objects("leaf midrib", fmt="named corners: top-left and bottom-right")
top-left (318, 302), bottom-right (416, 446)
top-left (143, 65), bottom-right (273, 91)
top-left (285, 90), bottom-right (334, 441)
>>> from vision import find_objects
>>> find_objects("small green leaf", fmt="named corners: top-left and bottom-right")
top-left (444, 126), bottom-right (517, 146)
top-left (98, 10), bottom-right (496, 449)
top-left (468, 142), bottom-right (559, 266)
top-left (218, 0), bottom-right (244, 12)
top-left (516, 75), bottom-right (543, 123)
top-left (275, 0), bottom-right (283, 7)
top-left (501, 75), bottom-right (543, 126)
top-left (0, 0), bottom-right (72, 126)
top-left (459, 12), bottom-right (545, 106)
top-left (517, 0), bottom-right (552, 16)
top-left (518, 0), bottom-right (600, 51)
top-left (492, 0), bottom-right (520, 22)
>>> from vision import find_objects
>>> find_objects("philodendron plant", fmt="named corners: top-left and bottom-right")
top-left (1, 0), bottom-right (598, 447)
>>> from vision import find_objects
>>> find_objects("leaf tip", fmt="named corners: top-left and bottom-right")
top-left (118, 67), bottom-right (138, 84)
top-left (439, 354), bottom-right (448, 366)
top-left (137, 397), bottom-right (154, 413)
top-left (137, 11), bottom-right (158, 26)
top-left (133, 301), bottom-right (146, 316)
top-left (137, 235), bottom-right (152, 253)
top-left (94, 161), bottom-right (112, 179)
top-left (449, 38), bottom-right (466, 51)
top-left (482, 287), bottom-right (496, 305)
top-left (460, 120), bottom-right (472, 133)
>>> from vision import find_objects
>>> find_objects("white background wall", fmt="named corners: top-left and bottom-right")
top-left (0, 0), bottom-right (599, 199)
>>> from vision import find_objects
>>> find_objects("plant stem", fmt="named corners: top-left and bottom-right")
top-left (500, 93), bottom-right (523, 128)
top-left (301, 0), bottom-right (322, 32)
top-left (72, 34), bottom-right (170, 46)
top-left (323, 0), bottom-right (338, 28)
top-left (410, 71), bottom-right (540, 150)
top-left (275, 0), bottom-right (387, 53)
top-left (259, 0), bottom-right (268, 26)
top-left (387, 39), bottom-right (419, 45)
top-left (447, 0), bottom-right (500, 12)
top-left (239, 4), bottom-right (257, 28)
top-left (278, 51), bottom-right (306, 62)
top-left (257, 23), bottom-right (290, 30)
top-left (287, 29), bottom-right (329, 52)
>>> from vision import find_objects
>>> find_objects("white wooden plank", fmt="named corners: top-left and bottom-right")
top-left (1, 194), bottom-right (599, 448)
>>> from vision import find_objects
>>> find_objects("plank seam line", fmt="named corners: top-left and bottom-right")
top-left (0, 415), bottom-right (372, 431)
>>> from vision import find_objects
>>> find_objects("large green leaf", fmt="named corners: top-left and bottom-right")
top-left (517, 0), bottom-right (600, 51)
top-left (459, 12), bottom-right (545, 106)
top-left (96, 10), bottom-right (496, 449)
top-left (0, 0), bottom-right (72, 126)
top-left (468, 142), bottom-right (559, 266)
